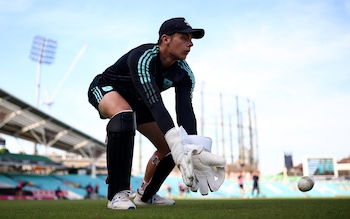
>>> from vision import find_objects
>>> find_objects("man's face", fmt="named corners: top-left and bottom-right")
top-left (167, 33), bottom-right (194, 60)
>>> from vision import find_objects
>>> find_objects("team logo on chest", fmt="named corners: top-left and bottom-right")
top-left (163, 79), bottom-right (173, 89)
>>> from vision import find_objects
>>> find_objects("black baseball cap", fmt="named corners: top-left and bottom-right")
top-left (159, 17), bottom-right (205, 39)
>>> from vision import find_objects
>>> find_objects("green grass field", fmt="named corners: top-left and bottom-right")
top-left (1, 198), bottom-right (349, 219)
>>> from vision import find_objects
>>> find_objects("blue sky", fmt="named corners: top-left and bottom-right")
top-left (1, 0), bottom-right (350, 175)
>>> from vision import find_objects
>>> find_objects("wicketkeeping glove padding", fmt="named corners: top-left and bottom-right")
top-left (165, 126), bottom-right (203, 187)
top-left (187, 135), bottom-right (226, 195)
top-left (188, 149), bottom-right (226, 195)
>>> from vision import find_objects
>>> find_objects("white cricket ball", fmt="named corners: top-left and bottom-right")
top-left (298, 176), bottom-right (314, 192)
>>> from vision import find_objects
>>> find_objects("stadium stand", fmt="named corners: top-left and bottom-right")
top-left (1, 170), bottom-right (350, 200)
top-left (52, 174), bottom-right (107, 198)
top-left (0, 153), bottom-right (63, 168)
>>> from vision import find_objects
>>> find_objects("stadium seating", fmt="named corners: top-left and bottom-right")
top-left (52, 174), bottom-right (107, 198)
top-left (1, 173), bottom-right (350, 199)
top-left (0, 174), bottom-right (17, 187)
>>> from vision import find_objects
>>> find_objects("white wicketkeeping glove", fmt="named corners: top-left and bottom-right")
top-left (165, 126), bottom-right (203, 187)
top-left (187, 135), bottom-right (226, 195)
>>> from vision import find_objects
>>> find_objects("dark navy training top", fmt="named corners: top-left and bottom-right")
top-left (101, 43), bottom-right (197, 135)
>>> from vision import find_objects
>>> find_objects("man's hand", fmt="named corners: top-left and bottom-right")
top-left (188, 148), bottom-right (226, 195)
top-left (165, 126), bottom-right (203, 187)
top-left (187, 135), bottom-right (226, 195)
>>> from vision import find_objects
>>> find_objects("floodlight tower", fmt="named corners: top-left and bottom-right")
top-left (29, 35), bottom-right (57, 108)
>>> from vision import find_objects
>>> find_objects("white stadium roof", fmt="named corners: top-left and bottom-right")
top-left (0, 88), bottom-right (105, 159)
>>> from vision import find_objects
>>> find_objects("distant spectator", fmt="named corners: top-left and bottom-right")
top-left (238, 172), bottom-right (245, 198)
top-left (166, 184), bottom-right (172, 198)
top-left (15, 181), bottom-right (33, 200)
top-left (55, 186), bottom-right (63, 200)
top-left (252, 171), bottom-right (260, 197)
top-left (95, 183), bottom-right (99, 195)
top-left (86, 183), bottom-right (93, 199)
top-left (178, 182), bottom-right (186, 197)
